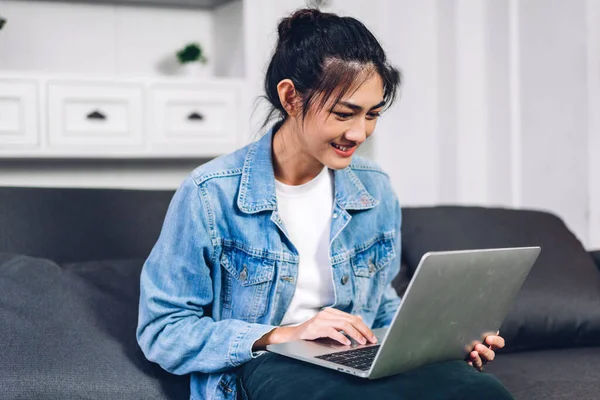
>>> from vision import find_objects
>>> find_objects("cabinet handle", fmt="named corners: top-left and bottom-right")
top-left (86, 110), bottom-right (106, 120)
top-left (187, 112), bottom-right (204, 121)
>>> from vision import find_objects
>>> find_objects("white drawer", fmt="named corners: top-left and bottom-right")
top-left (150, 84), bottom-right (238, 148)
top-left (47, 81), bottom-right (143, 147)
top-left (0, 80), bottom-right (39, 147)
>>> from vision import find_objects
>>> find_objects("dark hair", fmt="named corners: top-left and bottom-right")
top-left (262, 8), bottom-right (401, 129)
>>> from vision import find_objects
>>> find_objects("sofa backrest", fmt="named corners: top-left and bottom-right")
top-left (0, 186), bottom-right (175, 263)
top-left (592, 250), bottom-right (600, 271)
top-left (3, 186), bottom-right (600, 354)
top-left (400, 206), bottom-right (600, 352)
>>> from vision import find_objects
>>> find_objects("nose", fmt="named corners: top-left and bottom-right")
top-left (344, 119), bottom-right (367, 144)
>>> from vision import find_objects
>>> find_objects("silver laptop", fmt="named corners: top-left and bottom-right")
top-left (267, 247), bottom-right (541, 379)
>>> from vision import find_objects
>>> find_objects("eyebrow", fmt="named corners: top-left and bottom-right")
top-left (336, 100), bottom-right (386, 112)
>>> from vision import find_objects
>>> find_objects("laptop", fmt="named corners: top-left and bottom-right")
top-left (267, 247), bottom-right (541, 379)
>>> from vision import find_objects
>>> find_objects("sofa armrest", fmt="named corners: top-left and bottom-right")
top-left (591, 250), bottom-right (600, 271)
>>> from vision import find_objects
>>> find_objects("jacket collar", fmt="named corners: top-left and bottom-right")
top-left (237, 127), bottom-right (378, 214)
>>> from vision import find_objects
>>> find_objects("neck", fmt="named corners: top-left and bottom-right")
top-left (272, 120), bottom-right (325, 185)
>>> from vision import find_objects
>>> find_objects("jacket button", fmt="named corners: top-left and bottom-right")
top-left (368, 261), bottom-right (376, 273)
top-left (240, 265), bottom-right (248, 282)
top-left (341, 275), bottom-right (349, 285)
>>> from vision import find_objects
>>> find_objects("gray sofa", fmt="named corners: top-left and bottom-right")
top-left (1, 186), bottom-right (599, 399)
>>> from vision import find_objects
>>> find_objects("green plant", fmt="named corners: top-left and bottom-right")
top-left (0, 16), bottom-right (6, 31)
top-left (176, 43), bottom-right (208, 65)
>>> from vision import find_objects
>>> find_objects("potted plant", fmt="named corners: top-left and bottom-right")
top-left (176, 42), bottom-right (209, 77)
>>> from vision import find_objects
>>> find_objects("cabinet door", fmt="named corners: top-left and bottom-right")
top-left (149, 82), bottom-right (240, 156)
top-left (0, 80), bottom-right (39, 148)
top-left (47, 81), bottom-right (144, 149)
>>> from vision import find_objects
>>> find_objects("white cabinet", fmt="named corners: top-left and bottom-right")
top-left (149, 82), bottom-right (240, 155)
top-left (0, 74), bottom-right (243, 158)
top-left (47, 81), bottom-right (144, 148)
top-left (0, 79), bottom-right (39, 148)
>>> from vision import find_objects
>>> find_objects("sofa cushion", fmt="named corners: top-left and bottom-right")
top-left (487, 346), bottom-right (600, 399)
top-left (0, 253), bottom-right (189, 400)
top-left (399, 206), bottom-right (600, 352)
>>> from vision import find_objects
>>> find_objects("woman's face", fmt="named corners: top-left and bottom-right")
top-left (297, 73), bottom-right (385, 170)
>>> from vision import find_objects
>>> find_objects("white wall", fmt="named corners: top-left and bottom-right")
top-left (588, 0), bottom-right (600, 249)
top-left (1, 0), bottom-right (598, 249)
top-left (0, 0), bottom-right (217, 76)
top-left (365, 0), bottom-right (598, 249)
top-left (518, 0), bottom-right (590, 245)
top-left (374, 0), bottom-right (442, 206)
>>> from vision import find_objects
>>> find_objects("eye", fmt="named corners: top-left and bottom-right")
top-left (333, 112), bottom-right (353, 120)
top-left (367, 112), bottom-right (381, 120)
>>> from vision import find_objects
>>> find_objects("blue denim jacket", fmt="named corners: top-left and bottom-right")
top-left (137, 128), bottom-right (402, 400)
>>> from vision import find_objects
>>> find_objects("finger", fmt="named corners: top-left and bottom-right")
top-left (330, 319), bottom-right (368, 345)
top-left (485, 335), bottom-right (505, 350)
top-left (345, 316), bottom-right (377, 343)
top-left (326, 327), bottom-right (352, 346)
top-left (471, 351), bottom-right (483, 371)
top-left (316, 310), bottom-right (365, 343)
top-left (475, 344), bottom-right (495, 363)
top-left (322, 307), bottom-right (347, 316)
top-left (322, 307), bottom-right (364, 324)
top-left (322, 308), bottom-right (377, 343)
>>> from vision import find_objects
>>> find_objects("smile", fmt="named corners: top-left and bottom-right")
top-left (331, 143), bottom-right (356, 151)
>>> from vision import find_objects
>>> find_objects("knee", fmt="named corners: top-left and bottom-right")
top-left (462, 373), bottom-right (514, 400)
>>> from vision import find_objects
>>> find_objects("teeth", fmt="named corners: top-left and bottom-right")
top-left (332, 143), bottom-right (350, 151)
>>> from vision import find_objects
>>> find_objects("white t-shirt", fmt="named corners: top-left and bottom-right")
top-left (276, 167), bottom-right (336, 326)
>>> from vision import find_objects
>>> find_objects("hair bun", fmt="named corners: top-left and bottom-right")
top-left (277, 8), bottom-right (325, 40)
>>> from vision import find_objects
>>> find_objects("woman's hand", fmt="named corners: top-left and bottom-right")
top-left (253, 308), bottom-right (378, 351)
top-left (467, 334), bottom-right (505, 371)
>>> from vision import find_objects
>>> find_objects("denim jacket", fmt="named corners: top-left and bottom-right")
top-left (137, 128), bottom-right (402, 400)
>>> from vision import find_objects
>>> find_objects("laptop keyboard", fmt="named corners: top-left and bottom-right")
top-left (315, 345), bottom-right (380, 371)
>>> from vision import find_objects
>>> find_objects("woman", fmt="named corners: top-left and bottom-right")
top-left (137, 8), bottom-right (511, 400)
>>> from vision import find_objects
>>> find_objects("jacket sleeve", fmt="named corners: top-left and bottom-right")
top-left (136, 176), bottom-right (276, 375)
top-left (372, 198), bottom-right (402, 329)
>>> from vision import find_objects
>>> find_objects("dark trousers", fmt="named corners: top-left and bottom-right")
top-left (236, 353), bottom-right (514, 400)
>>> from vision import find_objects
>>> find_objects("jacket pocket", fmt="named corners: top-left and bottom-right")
top-left (350, 233), bottom-right (396, 311)
top-left (220, 245), bottom-right (276, 322)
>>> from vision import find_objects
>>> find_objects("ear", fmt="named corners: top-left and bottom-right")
top-left (276, 79), bottom-right (302, 117)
